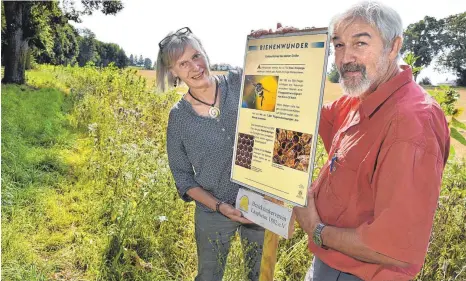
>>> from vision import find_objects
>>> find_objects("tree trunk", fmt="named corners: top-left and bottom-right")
top-left (2, 1), bottom-right (29, 84)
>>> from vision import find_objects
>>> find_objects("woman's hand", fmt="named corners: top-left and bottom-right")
top-left (250, 23), bottom-right (312, 38)
top-left (219, 203), bottom-right (253, 224)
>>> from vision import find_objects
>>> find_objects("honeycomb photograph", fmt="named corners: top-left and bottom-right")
top-left (235, 133), bottom-right (255, 169)
top-left (272, 129), bottom-right (312, 172)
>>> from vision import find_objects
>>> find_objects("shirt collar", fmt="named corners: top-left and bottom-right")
top-left (361, 65), bottom-right (412, 118)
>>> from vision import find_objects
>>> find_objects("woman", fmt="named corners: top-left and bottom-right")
top-left (156, 27), bottom-right (264, 281)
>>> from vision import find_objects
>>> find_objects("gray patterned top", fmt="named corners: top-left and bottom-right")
top-left (166, 70), bottom-right (243, 212)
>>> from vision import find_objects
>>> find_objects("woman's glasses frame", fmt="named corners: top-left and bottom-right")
top-left (158, 27), bottom-right (192, 50)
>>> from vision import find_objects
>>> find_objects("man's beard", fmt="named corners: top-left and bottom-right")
top-left (338, 54), bottom-right (389, 97)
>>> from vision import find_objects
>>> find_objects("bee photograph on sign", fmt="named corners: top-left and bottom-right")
top-left (241, 75), bottom-right (278, 112)
top-left (272, 128), bottom-right (312, 172)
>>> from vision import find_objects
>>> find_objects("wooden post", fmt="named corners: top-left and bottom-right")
top-left (259, 197), bottom-right (295, 281)
top-left (259, 229), bottom-right (280, 281)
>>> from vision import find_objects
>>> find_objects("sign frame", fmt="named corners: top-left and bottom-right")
top-left (230, 28), bottom-right (331, 207)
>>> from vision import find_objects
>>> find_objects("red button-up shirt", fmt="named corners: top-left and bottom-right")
top-left (310, 66), bottom-right (450, 280)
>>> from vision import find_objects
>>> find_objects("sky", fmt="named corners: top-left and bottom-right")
top-left (71, 0), bottom-right (466, 84)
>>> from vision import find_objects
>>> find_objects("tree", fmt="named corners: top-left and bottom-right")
top-left (77, 28), bottom-right (97, 66)
top-left (403, 13), bottom-right (466, 86)
top-left (436, 13), bottom-right (466, 86)
top-left (327, 63), bottom-right (340, 83)
top-left (25, 3), bottom-right (77, 67)
top-left (51, 24), bottom-right (79, 66)
top-left (1, 2), bottom-right (6, 64)
top-left (402, 16), bottom-right (444, 78)
top-left (129, 54), bottom-right (134, 66)
top-left (2, 2), bottom-right (36, 84)
top-left (138, 55), bottom-right (143, 66)
top-left (2, 0), bottom-right (124, 84)
top-left (420, 77), bottom-right (432, 86)
top-left (116, 49), bottom-right (128, 68)
top-left (143, 58), bottom-right (152, 70)
top-left (76, 29), bottom-right (127, 68)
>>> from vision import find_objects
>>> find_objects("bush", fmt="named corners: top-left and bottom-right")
top-left (327, 63), bottom-right (340, 83)
top-left (415, 159), bottom-right (466, 281)
top-left (420, 76), bottom-right (432, 85)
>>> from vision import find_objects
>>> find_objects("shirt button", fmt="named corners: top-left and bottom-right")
top-left (227, 136), bottom-right (231, 140)
top-left (222, 128), bottom-right (225, 132)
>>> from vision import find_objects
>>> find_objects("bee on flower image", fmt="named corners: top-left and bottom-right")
top-left (242, 75), bottom-right (278, 112)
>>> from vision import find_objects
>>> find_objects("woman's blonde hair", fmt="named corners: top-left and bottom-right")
top-left (156, 31), bottom-right (211, 92)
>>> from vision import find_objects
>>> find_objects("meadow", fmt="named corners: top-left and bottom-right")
top-left (1, 65), bottom-right (465, 281)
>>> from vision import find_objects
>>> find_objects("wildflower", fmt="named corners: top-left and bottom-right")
top-left (88, 123), bottom-right (98, 133)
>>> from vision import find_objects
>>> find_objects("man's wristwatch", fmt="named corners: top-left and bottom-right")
top-left (313, 222), bottom-right (327, 248)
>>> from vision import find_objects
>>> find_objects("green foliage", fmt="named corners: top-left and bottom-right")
top-left (77, 29), bottom-right (128, 68)
top-left (1, 0), bottom-right (124, 84)
top-left (429, 85), bottom-right (466, 153)
top-left (144, 58), bottom-right (153, 70)
top-left (77, 28), bottom-right (97, 67)
top-left (429, 86), bottom-right (463, 118)
top-left (403, 13), bottom-right (466, 86)
top-left (327, 63), bottom-right (340, 83)
top-left (1, 85), bottom-right (70, 191)
top-left (403, 52), bottom-right (424, 80)
top-left (137, 55), bottom-right (144, 66)
top-left (28, 2), bottom-right (63, 63)
top-left (415, 159), bottom-right (466, 281)
top-left (402, 16), bottom-right (444, 69)
top-left (437, 12), bottom-right (466, 86)
top-left (1, 81), bottom-right (94, 280)
top-left (420, 76), bottom-right (432, 86)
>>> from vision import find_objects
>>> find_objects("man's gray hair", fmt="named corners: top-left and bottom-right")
top-left (329, 1), bottom-right (403, 58)
top-left (156, 31), bottom-right (210, 92)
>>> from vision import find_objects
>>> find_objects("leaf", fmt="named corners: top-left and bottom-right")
top-left (451, 117), bottom-right (466, 130)
top-left (449, 145), bottom-right (456, 159)
top-left (450, 127), bottom-right (466, 146)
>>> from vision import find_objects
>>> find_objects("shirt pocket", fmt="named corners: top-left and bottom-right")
top-left (326, 156), bottom-right (358, 224)
top-left (314, 162), bottom-right (340, 224)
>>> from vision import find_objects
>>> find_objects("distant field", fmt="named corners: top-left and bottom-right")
top-left (138, 70), bottom-right (227, 90)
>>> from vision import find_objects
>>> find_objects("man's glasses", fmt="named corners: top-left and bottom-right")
top-left (158, 27), bottom-right (192, 50)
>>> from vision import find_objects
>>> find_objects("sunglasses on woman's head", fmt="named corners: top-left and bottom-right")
top-left (158, 27), bottom-right (192, 50)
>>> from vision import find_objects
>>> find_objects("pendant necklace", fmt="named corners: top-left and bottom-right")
top-left (188, 77), bottom-right (220, 118)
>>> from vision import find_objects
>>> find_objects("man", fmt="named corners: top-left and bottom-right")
top-left (294, 1), bottom-right (450, 281)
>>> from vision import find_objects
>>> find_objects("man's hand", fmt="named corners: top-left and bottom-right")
top-left (219, 203), bottom-right (253, 224)
top-left (250, 23), bottom-right (299, 38)
top-left (293, 189), bottom-right (322, 235)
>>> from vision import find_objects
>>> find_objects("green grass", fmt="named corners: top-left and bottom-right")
top-left (1, 80), bottom-right (104, 280)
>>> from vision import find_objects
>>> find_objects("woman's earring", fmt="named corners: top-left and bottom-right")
top-left (174, 77), bottom-right (179, 87)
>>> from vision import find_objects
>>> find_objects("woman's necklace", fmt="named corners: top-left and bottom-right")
top-left (188, 77), bottom-right (220, 118)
